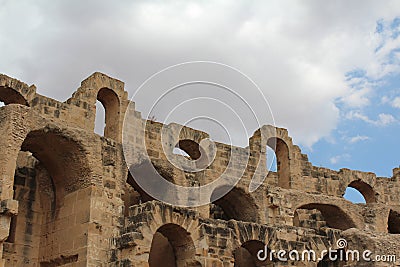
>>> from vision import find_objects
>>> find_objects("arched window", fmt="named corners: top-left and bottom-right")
top-left (294, 204), bottom-right (356, 230)
top-left (210, 186), bottom-right (259, 223)
top-left (343, 188), bottom-right (366, 204)
top-left (388, 209), bottom-right (400, 234)
top-left (96, 88), bottom-right (120, 140)
top-left (149, 224), bottom-right (196, 267)
top-left (266, 145), bottom-right (277, 172)
top-left (0, 86), bottom-right (28, 106)
top-left (173, 139), bottom-right (210, 170)
top-left (343, 180), bottom-right (376, 204)
top-left (94, 100), bottom-right (106, 135)
top-left (175, 139), bottom-right (201, 160)
top-left (234, 240), bottom-right (272, 267)
top-left (267, 138), bottom-right (290, 189)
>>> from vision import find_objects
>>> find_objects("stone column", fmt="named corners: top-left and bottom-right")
top-left (0, 105), bottom-right (30, 266)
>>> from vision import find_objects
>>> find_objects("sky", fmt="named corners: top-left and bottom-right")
top-left (1, 0), bottom-right (400, 203)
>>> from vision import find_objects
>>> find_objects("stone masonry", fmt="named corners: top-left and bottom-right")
top-left (0, 72), bottom-right (399, 266)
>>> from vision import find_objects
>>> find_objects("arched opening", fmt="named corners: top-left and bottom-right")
top-left (0, 86), bottom-right (28, 106)
top-left (96, 88), bottom-right (120, 140)
top-left (344, 180), bottom-right (376, 204)
top-left (126, 160), bottom-right (176, 212)
top-left (294, 204), bottom-right (356, 230)
top-left (234, 240), bottom-right (273, 267)
top-left (175, 140), bottom-right (201, 160)
top-left (94, 100), bottom-right (106, 135)
top-left (123, 172), bottom-right (154, 216)
top-left (267, 138), bottom-right (290, 189)
top-left (173, 139), bottom-right (209, 170)
top-left (266, 145), bottom-right (277, 172)
top-left (388, 209), bottom-right (400, 234)
top-left (148, 224), bottom-right (196, 267)
top-left (343, 188), bottom-right (366, 204)
top-left (317, 249), bottom-right (346, 267)
top-left (3, 128), bottom-right (90, 266)
top-left (210, 186), bottom-right (259, 223)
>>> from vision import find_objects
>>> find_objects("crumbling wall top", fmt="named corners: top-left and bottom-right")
top-left (0, 74), bottom-right (36, 105)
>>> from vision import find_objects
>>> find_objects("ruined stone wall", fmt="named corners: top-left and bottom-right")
top-left (0, 73), bottom-right (399, 266)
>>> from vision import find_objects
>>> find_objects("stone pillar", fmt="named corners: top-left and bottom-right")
top-left (0, 105), bottom-right (30, 265)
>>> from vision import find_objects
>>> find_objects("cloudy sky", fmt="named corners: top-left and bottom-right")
top-left (1, 1), bottom-right (400, 201)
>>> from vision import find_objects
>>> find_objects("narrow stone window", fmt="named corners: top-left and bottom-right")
top-left (96, 88), bottom-right (120, 140)
top-left (267, 137), bottom-right (290, 189)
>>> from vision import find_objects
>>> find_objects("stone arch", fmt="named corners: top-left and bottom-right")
top-left (173, 139), bottom-right (210, 170)
top-left (123, 172), bottom-right (154, 216)
top-left (72, 72), bottom-right (128, 141)
top-left (388, 209), bottom-right (400, 234)
top-left (148, 223), bottom-right (196, 267)
top-left (3, 126), bottom-right (92, 265)
top-left (0, 74), bottom-right (34, 106)
top-left (176, 139), bottom-right (201, 160)
top-left (210, 186), bottom-right (259, 223)
top-left (0, 86), bottom-right (29, 106)
top-left (249, 125), bottom-right (295, 190)
top-left (345, 180), bottom-right (376, 204)
top-left (267, 137), bottom-right (290, 189)
top-left (294, 203), bottom-right (356, 230)
top-left (126, 160), bottom-right (179, 210)
top-left (233, 240), bottom-right (273, 267)
top-left (96, 87), bottom-right (120, 140)
top-left (20, 127), bottom-right (91, 201)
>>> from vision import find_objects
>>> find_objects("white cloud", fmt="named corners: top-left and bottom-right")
top-left (391, 96), bottom-right (400, 108)
top-left (341, 86), bottom-right (371, 108)
top-left (381, 95), bottom-right (390, 104)
top-left (330, 153), bottom-right (350, 164)
top-left (376, 113), bottom-right (397, 126)
top-left (349, 135), bottom-right (370, 143)
top-left (346, 111), bottom-right (397, 126)
top-left (0, 0), bottom-right (399, 148)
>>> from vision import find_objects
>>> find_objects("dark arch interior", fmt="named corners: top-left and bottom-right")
top-left (176, 139), bottom-right (201, 160)
top-left (148, 224), bottom-right (196, 267)
top-left (210, 186), bottom-right (259, 223)
top-left (124, 160), bottom-right (176, 215)
top-left (21, 129), bottom-right (90, 201)
top-left (295, 204), bottom-right (356, 230)
top-left (267, 137), bottom-right (290, 189)
top-left (346, 180), bottom-right (376, 204)
top-left (388, 209), bottom-right (400, 234)
top-left (4, 129), bottom-right (89, 265)
top-left (234, 240), bottom-right (272, 267)
top-left (0, 86), bottom-right (28, 106)
top-left (123, 172), bottom-right (154, 216)
top-left (317, 249), bottom-right (346, 267)
top-left (96, 88), bottom-right (120, 140)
